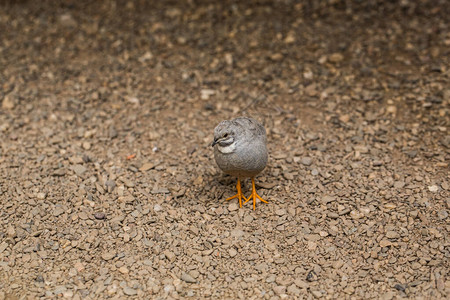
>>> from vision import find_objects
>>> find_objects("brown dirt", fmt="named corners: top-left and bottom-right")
top-left (0, 0), bottom-right (449, 299)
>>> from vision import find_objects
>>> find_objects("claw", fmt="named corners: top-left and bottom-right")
top-left (226, 178), bottom-right (247, 207)
top-left (243, 177), bottom-right (268, 210)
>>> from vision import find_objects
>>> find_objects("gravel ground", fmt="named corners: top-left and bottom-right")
top-left (0, 0), bottom-right (449, 299)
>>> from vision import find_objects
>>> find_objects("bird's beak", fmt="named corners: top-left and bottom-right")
top-left (211, 138), bottom-right (218, 147)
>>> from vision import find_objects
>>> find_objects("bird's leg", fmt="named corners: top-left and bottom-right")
top-left (244, 177), bottom-right (268, 210)
top-left (226, 178), bottom-right (247, 208)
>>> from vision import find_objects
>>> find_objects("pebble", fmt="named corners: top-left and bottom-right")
top-left (428, 185), bottom-right (438, 192)
top-left (231, 229), bottom-right (245, 238)
top-left (311, 290), bottom-right (323, 298)
top-left (94, 212), bottom-right (106, 220)
top-left (287, 284), bottom-right (301, 295)
top-left (53, 206), bottom-right (65, 217)
top-left (275, 208), bottom-right (286, 216)
top-left (437, 210), bottom-right (448, 220)
top-left (228, 248), bottom-right (238, 257)
top-left (385, 231), bottom-right (399, 239)
top-left (393, 181), bottom-right (405, 189)
top-left (36, 192), bottom-right (46, 200)
top-left (273, 285), bottom-right (286, 295)
top-left (379, 240), bottom-right (392, 247)
top-left (322, 195), bottom-right (335, 204)
top-left (101, 251), bottom-right (116, 261)
top-left (123, 287), bottom-right (137, 296)
top-left (228, 202), bottom-right (239, 211)
top-left (2, 94), bottom-right (16, 109)
top-left (329, 52), bottom-right (344, 63)
top-left (82, 142), bottom-right (91, 150)
top-left (154, 204), bottom-right (163, 212)
top-left (266, 274), bottom-right (276, 283)
top-left (301, 157), bottom-right (313, 166)
top-left (181, 272), bottom-right (196, 283)
top-left (283, 172), bottom-right (294, 180)
top-left (71, 164), bottom-right (87, 176)
top-left (306, 270), bottom-right (318, 282)
top-left (105, 180), bottom-right (116, 190)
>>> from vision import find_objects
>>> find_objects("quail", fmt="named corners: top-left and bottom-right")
top-left (212, 117), bottom-right (268, 210)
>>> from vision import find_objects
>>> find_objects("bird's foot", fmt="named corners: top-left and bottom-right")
top-left (244, 177), bottom-right (268, 210)
top-left (226, 178), bottom-right (247, 208)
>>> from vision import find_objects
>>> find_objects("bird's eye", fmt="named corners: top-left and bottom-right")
top-left (223, 133), bottom-right (228, 138)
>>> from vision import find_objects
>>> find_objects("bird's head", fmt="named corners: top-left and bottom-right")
top-left (211, 121), bottom-right (236, 148)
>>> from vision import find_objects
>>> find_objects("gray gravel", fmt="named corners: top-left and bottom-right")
top-left (0, 0), bottom-right (449, 299)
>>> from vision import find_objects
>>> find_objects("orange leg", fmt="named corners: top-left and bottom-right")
top-left (226, 178), bottom-right (247, 208)
top-left (244, 177), bottom-right (268, 210)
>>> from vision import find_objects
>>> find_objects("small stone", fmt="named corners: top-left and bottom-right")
top-left (0, 242), bottom-right (8, 254)
top-left (329, 53), bottom-right (344, 63)
top-left (105, 180), bottom-right (116, 191)
top-left (101, 251), bottom-right (116, 261)
top-left (74, 262), bottom-right (85, 272)
top-left (266, 274), bottom-right (276, 283)
top-left (394, 181), bottom-right (405, 189)
top-left (287, 284), bottom-right (301, 295)
top-left (2, 94), bottom-right (16, 109)
top-left (200, 89), bottom-right (215, 100)
top-left (311, 290), bottom-right (323, 298)
top-left (394, 284), bottom-right (406, 292)
top-left (94, 212), bottom-right (106, 220)
top-left (270, 53), bottom-right (283, 61)
top-left (71, 165), bottom-right (87, 176)
top-left (283, 172), bottom-right (294, 180)
top-left (379, 240), bottom-right (392, 247)
top-left (437, 210), bottom-right (448, 220)
top-left (301, 157), bottom-right (313, 166)
top-left (373, 160), bottom-right (383, 167)
top-left (381, 291), bottom-right (395, 300)
top-left (59, 13), bottom-right (77, 27)
top-left (82, 142), bottom-right (91, 150)
top-left (428, 185), bottom-right (438, 192)
top-left (404, 150), bottom-right (418, 158)
top-left (53, 206), bottom-right (65, 217)
top-left (354, 145), bottom-right (369, 153)
top-left (273, 285), bottom-right (286, 295)
top-left (386, 231), bottom-right (399, 239)
top-left (36, 192), bottom-right (46, 200)
top-left (123, 287), bottom-right (137, 296)
top-left (275, 209), bottom-right (286, 216)
top-left (322, 195), bottom-right (335, 204)
top-left (294, 279), bottom-right (308, 289)
top-left (286, 236), bottom-right (297, 245)
top-left (386, 105), bottom-right (397, 115)
top-left (228, 248), bottom-right (237, 257)
top-left (163, 250), bottom-right (175, 261)
top-left (151, 187), bottom-right (170, 194)
top-left (181, 272), bottom-right (196, 283)
top-left (228, 202), bottom-right (239, 212)
top-left (154, 204), bottom-right (163, 212)
top-left (231, 229), bottom-right (245, 238)
top-left (140, 162), bottom-right (156, 171)
top-left (328, 212), bottom-right (339, 219)
top-left (306, 270), bottom-right (318, 282)
top-left (339, 114), bottom-right (350, 123)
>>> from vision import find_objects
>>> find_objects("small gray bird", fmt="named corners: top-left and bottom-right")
top-left (211, 117), bottom-right (268, 210)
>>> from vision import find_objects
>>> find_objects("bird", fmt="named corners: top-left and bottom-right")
top-left (211, 116), bottom-right (269, 210)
